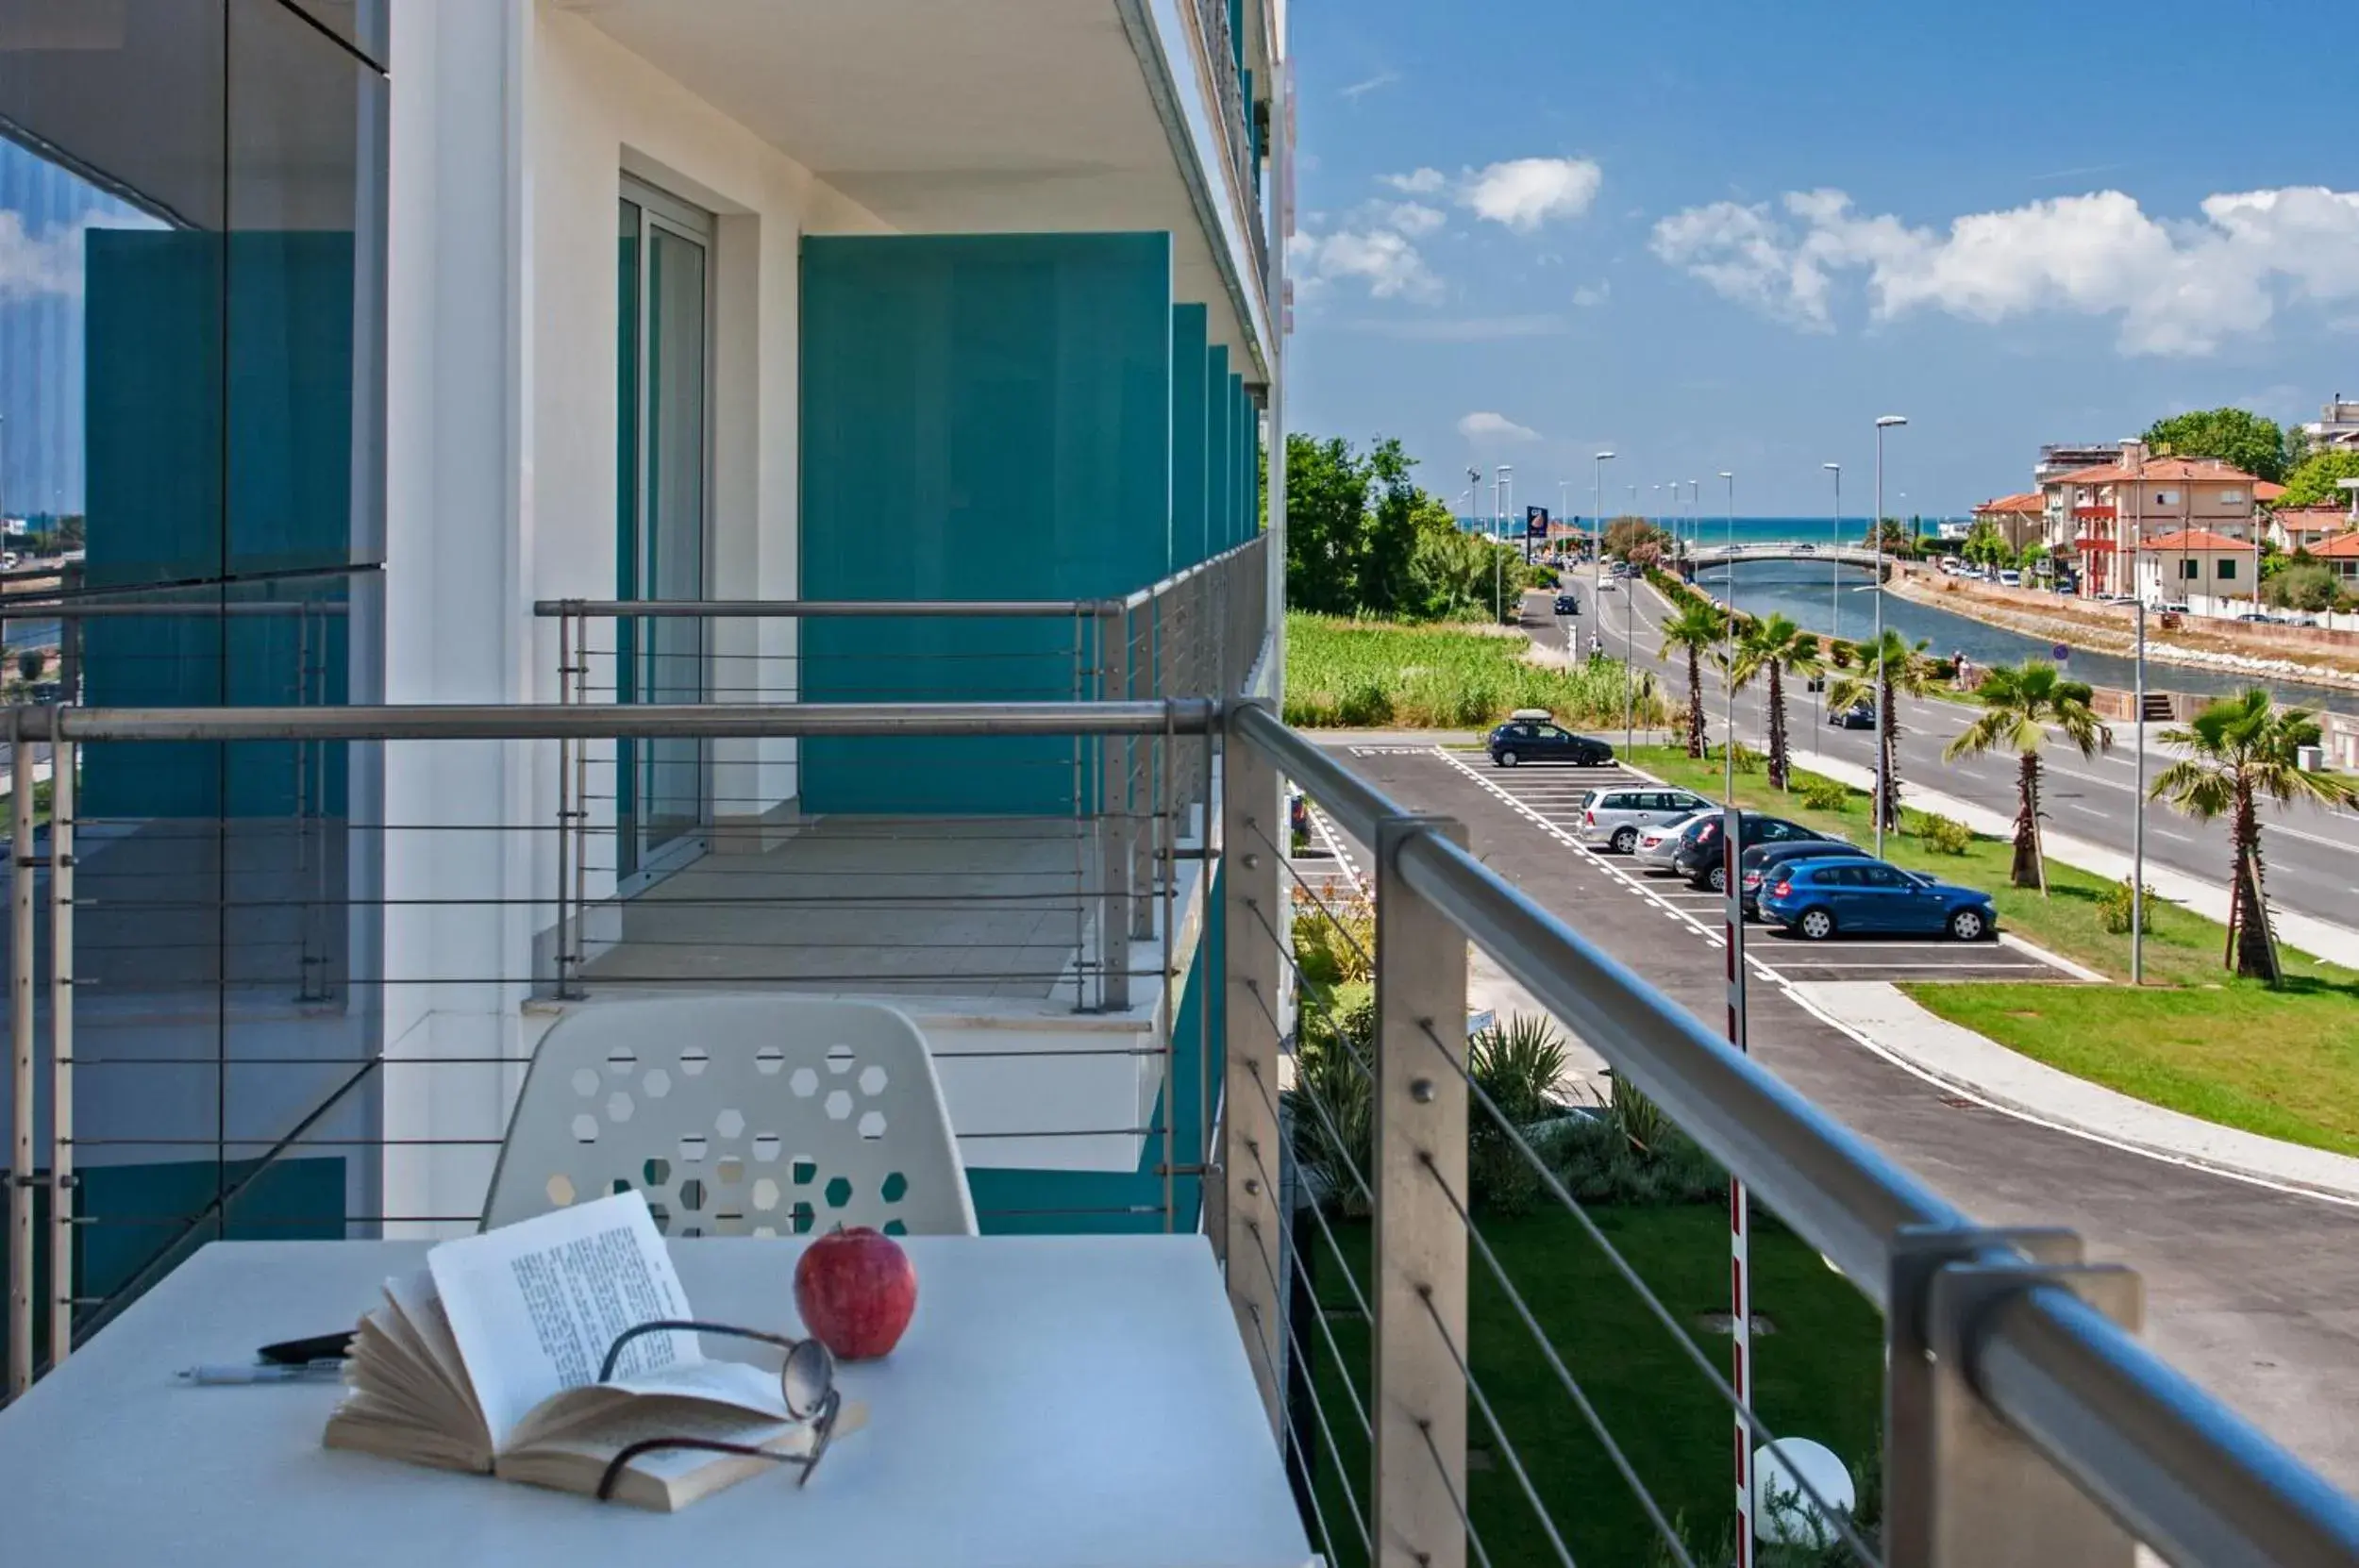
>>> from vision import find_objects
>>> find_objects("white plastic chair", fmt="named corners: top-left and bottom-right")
top-left (482, 994), bottom-right (978, 1237)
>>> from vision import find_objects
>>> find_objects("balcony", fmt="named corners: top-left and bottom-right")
top-left (7, 547), bottom-right (2359, 1563)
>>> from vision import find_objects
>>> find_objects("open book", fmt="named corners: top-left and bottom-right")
top-left (325, 1191), bottom-right (842, 1511)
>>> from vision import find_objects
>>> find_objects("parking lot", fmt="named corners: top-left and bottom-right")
top-left (1354, 743), bottom-right (2075, 987)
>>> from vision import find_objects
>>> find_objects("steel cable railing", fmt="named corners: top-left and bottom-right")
top-left (1222, 696), bottom-right (2359, 1568)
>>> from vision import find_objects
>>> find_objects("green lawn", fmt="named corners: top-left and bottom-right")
top-left (1300, 1205), bottom-right (1882, 1566)
top-left (1284, 612), bottom-right (1666, 729)
top-left (1623, 745), bottom-right (2359, 1156)
top-left (1899, 979), bottom-right (2359, 1157)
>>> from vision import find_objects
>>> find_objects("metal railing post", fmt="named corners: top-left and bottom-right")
top-left (45, 721), bottom-right (72, 1371)
top-left (1129, 600), bottom-right (1156, 941)
top-left (572, 607), bottom-right (589, 987)
top-left (1373, 812), bottom-right (1469, 1568)
top-left (8, 715), bottom-right (32, 1395)
top-left (1221, 701), bottom-right (1285, 1434)
top-left (555, 606), bottom-right (577, 998)
top-left (1096, 603), bottom-right (1130, 1012)
top-left (1886, 1227), bottom-right (2141, 1567)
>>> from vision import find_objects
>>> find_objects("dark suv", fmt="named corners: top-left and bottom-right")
top-left (1486, 720), bottom-right (1613, 768)
top-left (1668, 812), bottom-right (1829, 892)
top-left (1552, 593), bottom-right (1580, 616)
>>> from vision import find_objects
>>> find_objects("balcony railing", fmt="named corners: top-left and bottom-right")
top-left (1189, 0), bottom-right (1266, 281)
top-left (9, 597), bottom-right (2359, 1559)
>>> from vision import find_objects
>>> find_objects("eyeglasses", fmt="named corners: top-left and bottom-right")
top-left (591, 1319), bottom-right (844, 1503)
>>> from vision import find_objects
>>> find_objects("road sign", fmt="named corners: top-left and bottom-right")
top-left (2051, 642), bottom-right (2070, 660)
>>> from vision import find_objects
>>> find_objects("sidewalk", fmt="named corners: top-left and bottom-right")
top-left (1791, 980), bottom-right (2359, 1202)
top-left (1795, 751), bottom-right (2359, 972)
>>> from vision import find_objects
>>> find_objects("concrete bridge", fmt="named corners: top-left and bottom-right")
top-left (1684, 542), bottom-right (1887, 572)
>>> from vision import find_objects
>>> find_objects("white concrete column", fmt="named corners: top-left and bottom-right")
top-left (383, 0), bottom-right (536, 1234)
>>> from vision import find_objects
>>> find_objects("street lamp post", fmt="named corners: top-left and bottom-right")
top-left (1496, 464), bottom-right (1514, 623)
top-left (1872, 415), bottom-right (1908, 856)
top-left (1593, 452), bottom-right (1614, 659)
top-left (1823, 461), bottom-right (1843, 642)
top-left (1715, 467), bottom-right (1750, 1562)
top-left (2131, 442), bottom-right (2148, 983)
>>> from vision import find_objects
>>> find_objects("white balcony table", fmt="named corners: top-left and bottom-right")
top-left (0, 1232), bottom-right (1313, 1568)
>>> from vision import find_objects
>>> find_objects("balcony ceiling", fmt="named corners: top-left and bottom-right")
top-left (555, 0), bottom-right (1262, 379)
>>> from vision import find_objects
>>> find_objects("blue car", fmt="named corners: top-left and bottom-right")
top-left (1757, 857), bottom-right (1997, 942)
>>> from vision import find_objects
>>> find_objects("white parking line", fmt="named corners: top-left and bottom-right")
top-left (1771, 960), bottom-right (2049, 971)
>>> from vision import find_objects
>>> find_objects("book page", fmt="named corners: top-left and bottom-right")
top-left (428, 1190), bottom-right (698, 1452)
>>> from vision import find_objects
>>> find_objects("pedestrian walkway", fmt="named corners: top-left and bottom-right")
top-left (1791, 980), bottom-right (2359, 1203)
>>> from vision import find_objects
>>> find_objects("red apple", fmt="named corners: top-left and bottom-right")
top-left (794, 1226), bottom-right (917, 1360)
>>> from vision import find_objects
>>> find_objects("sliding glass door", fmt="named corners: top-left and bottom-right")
top-left (616, 184), bottom-right (711, 880)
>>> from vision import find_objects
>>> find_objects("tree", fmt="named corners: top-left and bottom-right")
top-left (1352, 438), bottom-right (1424, 616)
top-left (1961, 518), bottom-right (2011, 568)
top-left (2144, 407), bottom-right (2289, 484)
top-left (2265, 561), bottom-right (2339, 613)
top-left (1863, 517), bottom-right (1910, 551)
top-left (1656, 600), bottom-right (1728, 759)
top-left (2149, 689), bottom-right (2359, 981)
top-left (1943, 661), bottom-right (2108, 889)
top-left (1282, 434), bottom-right (1370, 616)
top-left (1729, 614), bottom-right (1821, 790)
top-left (2277, 449), bottom-right (2359, 509)
top-left (14, 649), bottom-right (42, 685)
top-left (1828, 629), bottom-right (1936, 829)
top-left (1601, 515), bottom-right (1671, 565)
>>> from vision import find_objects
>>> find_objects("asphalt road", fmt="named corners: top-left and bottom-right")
top-left (1314, 735), bottom-right (2359, 1490)
top-left (1548, 575), bottom-right (2359, 931)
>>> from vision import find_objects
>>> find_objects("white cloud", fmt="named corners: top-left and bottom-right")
top-left (1341, 71), bottom-right (1399, 100)
top-left (1382, 167), bottom-right (1447, 195)
top-left (1458, 411), bottom-right (1540, 443)
top-left (0, 213), bottom-right (94, 301)
top-left (1288, 226), bottom-right (1442, 303)
top-left (1650, 184), bottom-right (2359, 355)
top-left (1460, 158), bottom-right (1603, 232)
top-left (1571, 280), bottom-right (1611, 308)
top-left (1375, 201), bottom-right (1447, 238)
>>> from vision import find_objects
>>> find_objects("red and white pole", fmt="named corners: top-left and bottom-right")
top-left (1725, 806), bottom-right (1753, 1565)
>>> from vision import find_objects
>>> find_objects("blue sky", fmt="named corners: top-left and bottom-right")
top-left (1285, 0), bottom-right (2359, 518)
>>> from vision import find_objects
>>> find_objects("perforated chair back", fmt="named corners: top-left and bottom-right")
top-left (482, 994), bottom-right (978, 1237)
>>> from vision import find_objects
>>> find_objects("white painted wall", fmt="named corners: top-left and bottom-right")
top-left (381, 0), bottom-right (885, 1232)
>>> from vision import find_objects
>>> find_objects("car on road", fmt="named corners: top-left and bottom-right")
top-left (1668, 812), bottom-right (1832, 892)
top-left (1552, 593), bottom-right (1580, 616)
top-left (1576, 787), bottom-right (1715, 854)
top-left (1598, 577), bottom-right (1619, 592)
top-left (1633, 812), bottom-right (1715, 871)
top-left (1829, 698), bottom-right (1875, 729)
top-left (1758, 857), bottom-right (1999, 942)
top-left (1999, 569), bottom-right (2022, 587)
top-left (1740, 838), bottom-right (1874, 917)
top-left (1486, 717), bottom-right (1614, 768)
top-left (1793, 542), bottom-right (1815, 554)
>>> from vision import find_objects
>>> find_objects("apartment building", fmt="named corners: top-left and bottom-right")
top-left (0, 0), bottom-right (1286, 1360)
top-left (2043, 442), bottom-right (2261, 597)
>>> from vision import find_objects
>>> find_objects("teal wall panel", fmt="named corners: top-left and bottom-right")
top-left (1236, 375), bottom-right (1255, 549)
top-left (965, 863), bottom-right (1222, 1235)
top-left (1171, 305), bottom-right (1207, 575)
top-left (800, 234), bottom-right (1173, 812)
top-left (1205, 345), bottom-right (1230, 565)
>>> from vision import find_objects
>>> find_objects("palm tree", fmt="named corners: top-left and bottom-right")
top-left (1655, 599), bottom-right (1728, 759)
top-left (2150, 688), bottom-right (2359, 982)
top-left (1943, 661), bottom-right (2109, 889)
top-left (1729, 613), bottom-right (1822, 790)
top-left (1828, 628), bottom-right (1935, 830)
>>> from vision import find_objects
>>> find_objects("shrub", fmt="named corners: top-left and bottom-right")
top-left (1726, 739), bottom-right (1765, 775)
top-left (1799, 776), bottom-right (1852, 813)
top-left (1914, 812), bottom-right (1974, 855)
top-left (1292, 884), bottom-right (1374, 988)
top-left (1537, 1075), bottom-right (1728, 1208)
top-left (1286, 991), bottom-right (1374, 1216)
top-left (1467, 1016), bottom-right (1571, 1215)
top-left (2100, 878), bottom-right (2160, 935)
